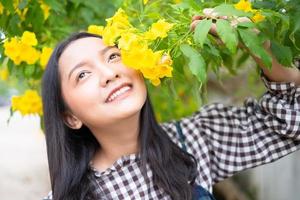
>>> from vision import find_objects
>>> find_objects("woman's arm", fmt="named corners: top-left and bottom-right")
top-left (163, 74), bottom-right (300, 187)
top-left (252, 41), bottom-right (300, 86)
top-left (191, 11), bottom-right (300, 86)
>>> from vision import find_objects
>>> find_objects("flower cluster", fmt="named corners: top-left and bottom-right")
top-left (234, 0), bottom-right (265, 23)
top-left (87, 9), bottom-right (174, 86)
top-left (4, 31), bottom-right (40, 65)
top-left (3, 31), bottom-right (53, 68)
top-left (11, 89), bottom-right (43, 116)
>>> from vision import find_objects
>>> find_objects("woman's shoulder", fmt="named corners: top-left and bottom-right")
top-left (159, 108), bottom-right (204, 147)
top-left (159, 107), bottom-right (205, 133)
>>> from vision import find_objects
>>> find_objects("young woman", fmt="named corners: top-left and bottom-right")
top-left (42, 30), bottom-right (300, 199)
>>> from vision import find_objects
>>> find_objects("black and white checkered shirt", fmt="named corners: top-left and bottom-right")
top-left (43, 71), bottom-right (300, 199)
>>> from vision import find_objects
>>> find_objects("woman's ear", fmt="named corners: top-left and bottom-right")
top-left (62, 111), bottom-right (83, 129)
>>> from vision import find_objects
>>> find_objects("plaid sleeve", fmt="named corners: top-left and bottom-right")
top-left (188, 70), bottom-right (300, 184)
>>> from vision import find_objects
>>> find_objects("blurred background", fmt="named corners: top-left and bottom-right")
top-left (0, 0), bottom-right (299, 199)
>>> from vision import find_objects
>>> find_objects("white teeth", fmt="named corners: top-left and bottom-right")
top-left (107, 86), bottom-right (131, 102)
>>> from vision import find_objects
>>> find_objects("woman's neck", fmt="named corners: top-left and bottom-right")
top-left (90, 111), bottom-right (141, 171)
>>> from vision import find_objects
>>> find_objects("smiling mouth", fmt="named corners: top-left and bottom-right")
top-left (105, 84), bottom-right (133, 103)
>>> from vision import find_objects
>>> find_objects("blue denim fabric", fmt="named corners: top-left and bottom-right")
top-left (192, 184), bottom-right (216, 200)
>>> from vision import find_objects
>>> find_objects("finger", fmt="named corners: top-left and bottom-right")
top-left (237, 17), bottom-right (251, 23)
top-left (190, 20), bottom-right (200, 31)
top-left (203, 8), bottom-right (221, 18)
top-left (203, 8), bottom-right (214, 16)
top-left (192, 15), bottom-right (205, 21)
top-left (231, 17), bottom-right (252, 27)
top-left (210, 23), bottom-right (217, 36)
top-left (218, 15), bottom-right (228, 20)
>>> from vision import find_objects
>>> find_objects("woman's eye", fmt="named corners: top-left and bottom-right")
top-left (108, 53), bottom-right (121, 62)
top-left (77, 71), bottom-right (89, 81)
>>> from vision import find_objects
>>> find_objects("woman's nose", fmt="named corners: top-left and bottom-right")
top-left (98, 66), bottom-right (120, 87)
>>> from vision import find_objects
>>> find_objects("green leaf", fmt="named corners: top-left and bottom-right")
top-left (238, 28), bottom-right (272, 69)
top-left (1, 0), bottom-right (14, 13)
top-left (44, 0), bottom-right (65, 13)
top-left (180, 44), bottom-right (206, 83)
top-left (237, 22), bottom-right (256, 29)
top-left (213, 4), bottom-right (252, 17)
top-left (7, 15), bottom-right (21, 36)
top-left (193, 19), bottom-right (212, 48)
top-left (173, 54), bottom-right (185, 74)
top-left (18, 0), bottom-right (28, 10)
top-left (289, 11), bottom-right (300, 50)
top-left (270, 41), bottom-right (293, 67)
top-left (7, 59), bottom-right (14, 74)
top-left (25, 3), bottom-right (44, 33)
top-left (203, 43), bottom-right (222, 76)
top-left (216, 19), bottom-right (238, 54)
top-left (220, 51), bottom-right (236, 74)
top-left (24, 65), bottom-right (36, 78)
top-left (166, 79), bottom-right (179, 100)
top-left (187, 0), bottom-right (201, 11)
top-left (236, 51), bottom-right (250, 67)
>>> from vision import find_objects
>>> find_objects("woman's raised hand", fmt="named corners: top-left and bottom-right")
top-left (190, 8), bottom-right (251, 35)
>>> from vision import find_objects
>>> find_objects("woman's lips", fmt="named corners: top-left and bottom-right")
top-left (105, 85), bottom-right (132, 103)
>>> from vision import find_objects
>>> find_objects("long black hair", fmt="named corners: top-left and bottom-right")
top-left (42, 32), bottom-right (198, 200)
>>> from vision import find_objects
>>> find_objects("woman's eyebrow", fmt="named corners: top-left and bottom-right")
top-left (68, 61), bottom-right (87, 80)
top-left (100, 46), bottom-right (116, 55)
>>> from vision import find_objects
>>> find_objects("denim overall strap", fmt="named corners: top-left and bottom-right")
top-left (175, 121), bottom-right (216, 200)
top-left (175, 120), bottom-right (187, 152)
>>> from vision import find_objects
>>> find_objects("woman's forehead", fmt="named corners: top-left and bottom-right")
top-left (61, 37), bottom-right (105, 60)
top-left (58, 37), bottom-right (105, 72)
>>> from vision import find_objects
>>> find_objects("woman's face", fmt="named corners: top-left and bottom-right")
top-left (58, 37), bottom-right (147, 129)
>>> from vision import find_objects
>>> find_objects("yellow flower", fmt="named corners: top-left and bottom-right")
top-left (11, 90), bottom-right (43, 116)
top-left (143, 0), bottom-right (149, 4)
top-left (21, 31), bottom-right (38, 46)
top-left (102, 8), bottom-right (133, 46)
top-left (102, 25), bottom-right (125, 46)
top-left (20, 44), bottom-right (40, 65)
top-left (0, 2), bottom-right (4, 15)
top-left (40, 47), bottom-right (53, 69)
top-left (144, 19), bottom-right (174, 40)
top-left (150, 78), bottom-right (160, 86)
top-left (118, 32), bottom-right (143, 50)
top-left (160, 54), bottom-right (173, 66)
top-left (106, 8), bottom-right (130, 28)
top-left (234, 0), bottom-right (253, 12)
top-left (156, 55), bottom-right (173, 78)
top-left (173, 0), bottom-right (182, 3)
top-left (122, 47), bottom-right (160, 71)
top-left (88, 25), bottom-right (104, 36)
top-left (140, 67), bottom-right (158, 80)
top-left (4, 36), bottom-right (41, 65)
top-left (157, 65), bottom-right (173, 78)
top-left (39, 1), bottom-right (51, 20)
top-left (252, 11), bottom-right (265, 23)
top-left (11, 96), bottom-right (21, 112)
top-left (4, 37), bottom-right (22, 65)
top-left (0, 68), bottom-right (9, 81)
